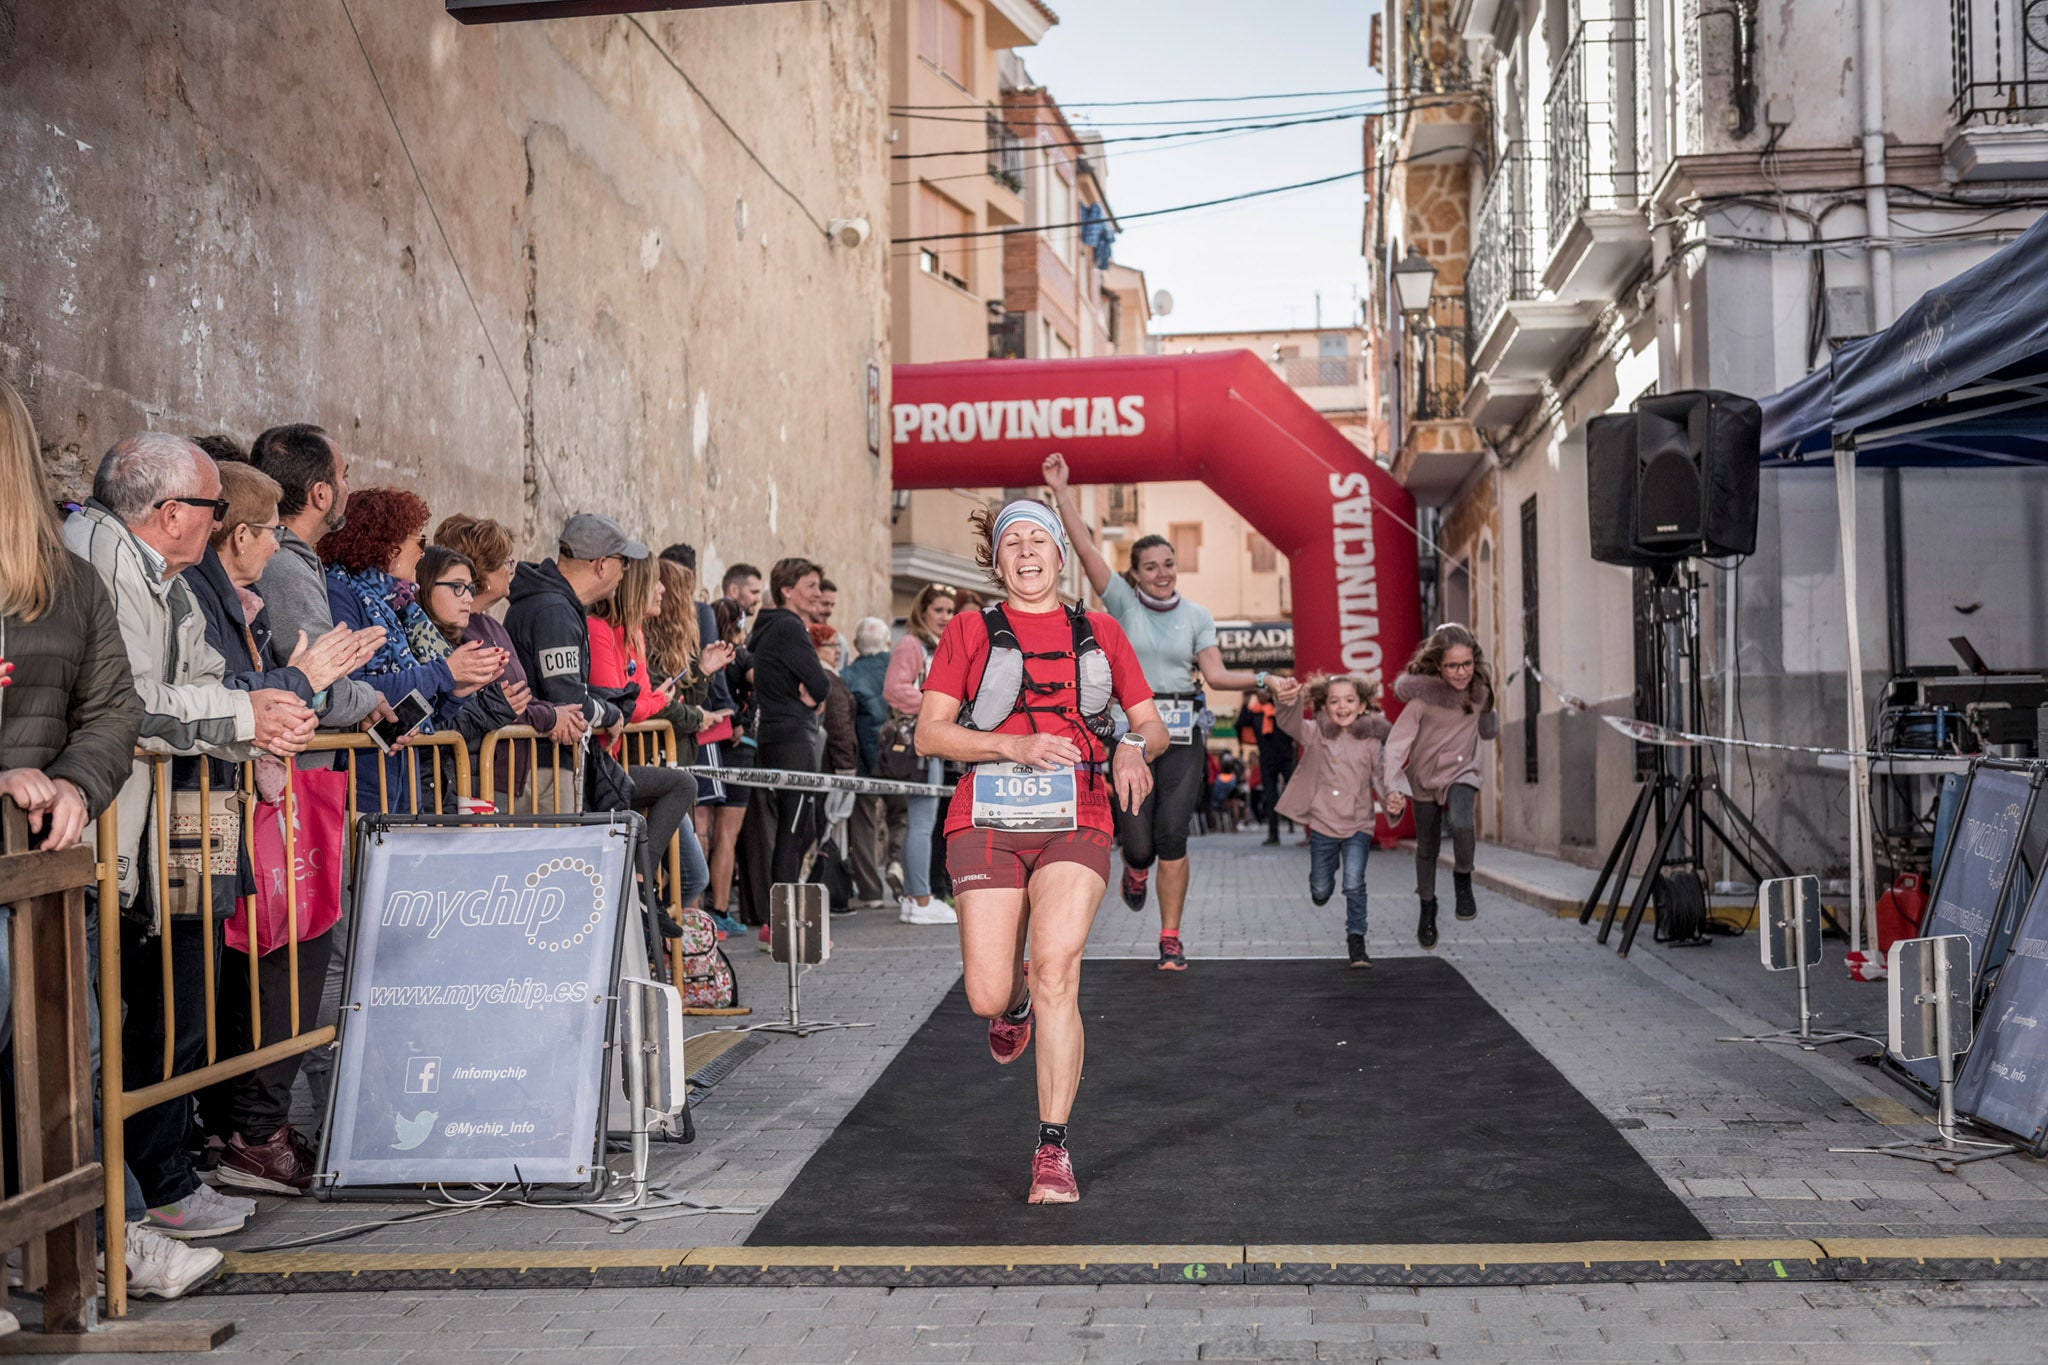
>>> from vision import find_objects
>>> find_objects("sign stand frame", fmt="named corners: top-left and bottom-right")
top-left (592, 977), bottom-right (759, 1226)
top-left (1721, 875), bottom-right (1878, 1051)
top-left (725, 883), bottom-right (875, 1040)
top-left (1832, 934), bottom-right (2016, 1174)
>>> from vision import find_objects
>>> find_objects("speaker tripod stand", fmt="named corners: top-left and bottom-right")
top-left (1578, 565), bottom-right (1796, 956)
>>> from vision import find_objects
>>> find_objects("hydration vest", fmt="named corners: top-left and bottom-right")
top-left (961, 604), bottom-right (1118, 745)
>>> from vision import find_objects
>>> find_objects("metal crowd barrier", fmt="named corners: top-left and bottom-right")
top-left (1, 802), bottom-right (109, 1344)
top-left (477, 720), bottom-right (691, 984)
top-left (96, 730), bottom-right (471, 1318)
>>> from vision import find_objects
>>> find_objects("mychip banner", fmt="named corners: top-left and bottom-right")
top-left (1956, 867), bottom-right (2048, 1151)
top-left (321, 820), bottom-right (635, 1191)
top-left (1901, 764), bottom-right (2040, 1092)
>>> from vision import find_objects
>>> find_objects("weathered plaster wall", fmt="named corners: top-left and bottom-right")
top-left (0, 0), bottom-right (893, 613)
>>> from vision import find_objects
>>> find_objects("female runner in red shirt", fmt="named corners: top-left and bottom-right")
top-left (915, 498), bottom-right (1168, 1204)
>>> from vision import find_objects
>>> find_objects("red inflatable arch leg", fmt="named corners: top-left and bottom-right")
top-left (890, 351), bottom-right (1421, 684)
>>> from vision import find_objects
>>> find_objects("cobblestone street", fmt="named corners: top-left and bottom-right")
top-left (63, 828), bottom-right (2048, 1361)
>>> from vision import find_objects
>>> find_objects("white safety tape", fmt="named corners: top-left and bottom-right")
top-left (1515, 657), bottom-right (1895, 760)
top-left (676, 765), bottom-right (951, 798)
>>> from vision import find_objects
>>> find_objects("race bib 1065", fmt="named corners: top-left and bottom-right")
top-left (970, 763), bottom-right (1077, 832)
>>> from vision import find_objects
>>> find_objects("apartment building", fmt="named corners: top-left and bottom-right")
top-left (1367, 0), bottom-right (2048, 870)
top-left (888, 0), bottom-right (1138, 616)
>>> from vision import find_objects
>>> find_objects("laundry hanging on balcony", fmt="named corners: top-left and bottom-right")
top-left (1079, 202), bottom-right (1116, 270)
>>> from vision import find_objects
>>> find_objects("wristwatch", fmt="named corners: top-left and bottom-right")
top-left (1255, 670), bottom-right (1270, 690)
top-left (1117, 732), bottom-right (1148, 753)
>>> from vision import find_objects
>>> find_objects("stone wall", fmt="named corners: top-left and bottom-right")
top-left (0, 0), bottom-right (893, 613)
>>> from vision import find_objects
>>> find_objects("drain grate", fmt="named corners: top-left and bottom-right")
top-left (687, 1033), bottom-right (768, 1092)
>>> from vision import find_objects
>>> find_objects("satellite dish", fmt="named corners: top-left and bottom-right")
top-left (1151, 289), bottom-right (1174, 317)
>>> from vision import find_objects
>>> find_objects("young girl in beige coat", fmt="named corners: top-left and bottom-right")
top-left (1382, 624), bottom-right (1499, 949)
top-left (1271, 674), bottom-right (1393, 968)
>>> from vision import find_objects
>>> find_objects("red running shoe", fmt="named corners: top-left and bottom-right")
top-left (988, 998), bottom-right (1032, 1065)
top-left (1027, 1142), bottom-right (1079, 1204)
top-left (1157, 935), bottom-right (1187, 971)
top-left (1120, 866), bottom-right (1148, 911)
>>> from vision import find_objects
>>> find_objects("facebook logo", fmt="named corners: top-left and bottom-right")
top-left (405, 1056), bottom-right (441, 1094)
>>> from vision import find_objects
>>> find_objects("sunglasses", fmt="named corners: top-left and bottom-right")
top-left (157, 495), bottom-right (230, 523)
top-left (433, 580), bottom-right (477, 598)
top-left (242, 522), bottom-right (284, 541)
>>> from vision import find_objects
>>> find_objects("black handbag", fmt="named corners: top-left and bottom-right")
top-left (584, 743), bottom-right (638, 812)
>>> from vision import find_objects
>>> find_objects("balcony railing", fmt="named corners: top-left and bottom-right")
top-left (1468, 143), bottom-right (1544, 344)
top-left (987, 113), bottom-right (1025, 192)
top-left (1952, 0), bottom-right (2048, 125)
top-left (1402, 0), bottom-right (1473, 93)
top-left (1278, 355), bottom-right (1362, 389)
top-left (1545, 17), bottom-right (1648, 249)
top-left (1410, 294), bottom-right (1468, 421)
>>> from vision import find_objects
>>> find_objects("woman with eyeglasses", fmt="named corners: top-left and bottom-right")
top-left (1381, 623), bottom-right (1499, 948)
top-left (433, 514), bottom-right (588, 803)
top-left (318, 488), bottom-right (507, 811)
top-left (178, 455), bottom-right (382, 1194)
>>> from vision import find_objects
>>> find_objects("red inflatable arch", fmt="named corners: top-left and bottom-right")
top-left (891, 352), bottom-right (1421, 684)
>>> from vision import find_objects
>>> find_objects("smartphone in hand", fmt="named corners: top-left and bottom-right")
top-left (368, 689), bottom-right (433, 754)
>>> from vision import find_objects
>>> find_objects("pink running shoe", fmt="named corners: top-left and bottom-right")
top-left (1027, 1142), bottom-right (1079, 1204)
top-left (988, 998), bottom-right (1032, 1065)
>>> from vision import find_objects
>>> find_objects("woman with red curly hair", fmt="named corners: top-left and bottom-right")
top-left (318, 488), bottom-right (505, 808)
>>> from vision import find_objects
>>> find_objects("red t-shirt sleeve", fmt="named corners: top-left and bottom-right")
top-left (1091, 612), bottom-right (1154, 711)
top-left (920, 610), bottom-right (986, 703)
top-left (586, 617), bottom-right (625, 689)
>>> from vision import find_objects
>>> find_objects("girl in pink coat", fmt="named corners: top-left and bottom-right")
top-left (1271, 674), bottom-right (1393, 968)
top-left (1382, 624), bottom-right (1499, 949)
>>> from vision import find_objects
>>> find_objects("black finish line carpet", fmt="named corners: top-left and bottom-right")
top-left (747, 957), bottom-right (1705, 1247)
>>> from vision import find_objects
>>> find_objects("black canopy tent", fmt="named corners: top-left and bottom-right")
top-left (1758, 213), bottom-right (2048, 956)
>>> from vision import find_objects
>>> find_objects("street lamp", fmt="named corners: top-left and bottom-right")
top-left (1391, 247), bottom-right (1438, 316)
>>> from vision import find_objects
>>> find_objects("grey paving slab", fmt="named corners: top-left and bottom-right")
top-left (37, 829), bottom-right (2048, 1360)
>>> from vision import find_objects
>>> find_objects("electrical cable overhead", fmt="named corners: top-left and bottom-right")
top-left (891, 84), bottom-right (1387, 111)
top-left (892, 119), bottom-right (1304, 189)
top-left (624, 15), bottom-right (830, 237)
top-left (890, 96), bottom-right (1472, 161)
top-left (894, 145), bottom-right (1465, 252)
top-left (894, 169), bottom-right (1360, 245)
top-left (335, 0), bottom-right (568, 515)
top-left (892, 99), bottom-right (1382, 127)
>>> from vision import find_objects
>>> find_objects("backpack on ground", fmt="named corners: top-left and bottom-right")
top-left (675, 907), bottom-right (738, 1009)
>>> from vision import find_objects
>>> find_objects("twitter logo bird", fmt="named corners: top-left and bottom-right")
top-left (393, 1109), bottom-right (437, 1151)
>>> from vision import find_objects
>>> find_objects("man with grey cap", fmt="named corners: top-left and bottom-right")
top-left (504, 513), bottom-right (646, 811)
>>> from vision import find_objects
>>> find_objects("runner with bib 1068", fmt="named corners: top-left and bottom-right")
top-left (1042, 452), bottom-right (1283, 972)
top-left (913, 497), bottom-right (1167, 1206)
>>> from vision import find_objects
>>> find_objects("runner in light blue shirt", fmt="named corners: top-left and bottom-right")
top-left (1043, 452), bottom-right (1280, 971)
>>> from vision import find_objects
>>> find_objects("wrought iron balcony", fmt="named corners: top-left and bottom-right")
top-left (1467, 143), bottom-right (1544, 346)
top-left (1545, 17), bottom-right (1649, 251)
top-left (1410, 295), bottom-right (1468, 422)
top-left (1952, 0), bottom-right (2048, 125)
top-left (1401, 0), bottom-right (1473, 93)
top-left (987, 114), bottom-right (1025, 193)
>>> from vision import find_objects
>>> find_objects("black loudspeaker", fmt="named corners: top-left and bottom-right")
top-left (1586, 390), bottom-right (1762, 565)
top-left (1587, 413), bottom-right (1678, 568)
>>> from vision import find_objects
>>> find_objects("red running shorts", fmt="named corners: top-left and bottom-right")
top-left (945, 827), bottom-right (1114, 893)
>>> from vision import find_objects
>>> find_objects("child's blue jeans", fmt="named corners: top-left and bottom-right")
top-left (1308, 829), bottom-right (1372, 935)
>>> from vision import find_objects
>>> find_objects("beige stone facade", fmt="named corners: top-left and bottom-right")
top-left (2, 1), bottom-right (894, 617)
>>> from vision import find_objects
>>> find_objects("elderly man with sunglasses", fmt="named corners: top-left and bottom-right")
top-left (64, 431), bottom-right (320, 1240)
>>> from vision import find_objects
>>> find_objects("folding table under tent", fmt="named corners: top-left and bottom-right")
top-left (1758, 211), bottom-right (2048, 961)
